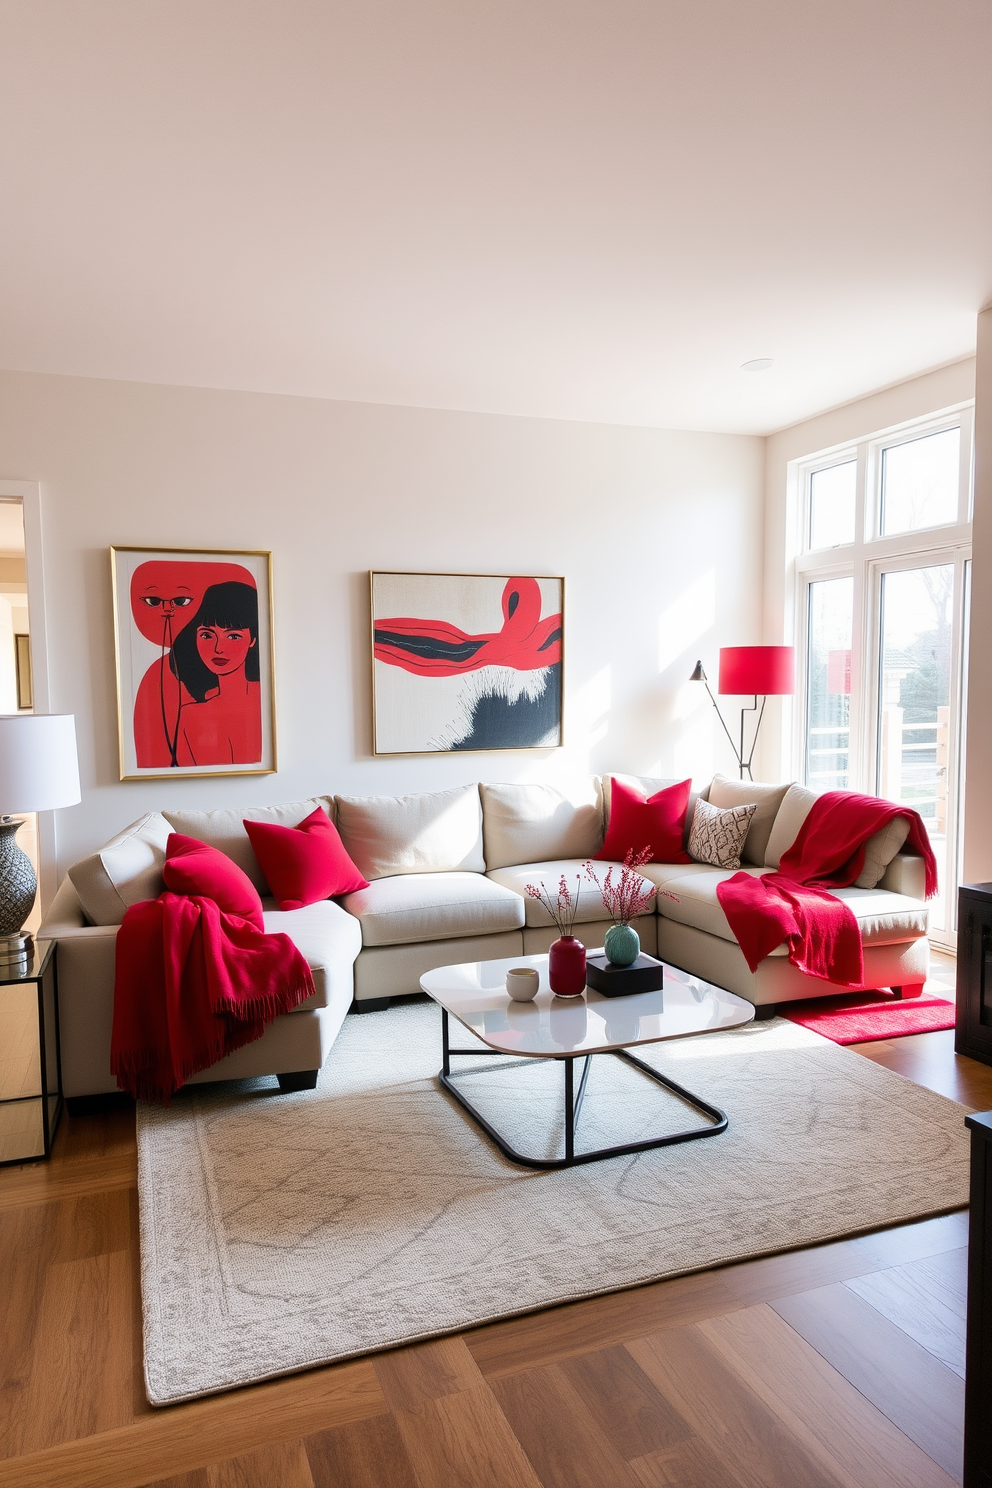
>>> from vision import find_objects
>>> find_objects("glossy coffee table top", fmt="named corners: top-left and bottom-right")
top-left (420, 951), bottom-right (754, 1058)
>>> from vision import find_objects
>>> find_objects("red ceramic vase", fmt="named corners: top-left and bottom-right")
top-left (549, 935), bottom-right (586, 997)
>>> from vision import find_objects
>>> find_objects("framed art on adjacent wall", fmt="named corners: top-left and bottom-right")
top-left (14, 634), bottom-right (32, 711)
top-left (370, 571), bottom-right (564, 754)
top-left (111, 547), bottom-right (276, 780)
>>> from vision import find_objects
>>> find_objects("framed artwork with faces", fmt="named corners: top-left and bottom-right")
top-left (110, 547), bottom-right (276, 780)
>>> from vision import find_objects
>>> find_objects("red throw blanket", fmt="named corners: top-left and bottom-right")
top-left (111, 892), bottom-right (315, 1104)
top-left (715, 793), bottom-right (938, 988)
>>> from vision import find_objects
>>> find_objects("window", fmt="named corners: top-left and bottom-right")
top-left (880, 428), bottom-right (960, 537)
top-left (809, 461), bottom-right (857, 550)
top-left (805, 577), bottom-right (853, 790)
top-left (793, 406), bottom-right (973, 945)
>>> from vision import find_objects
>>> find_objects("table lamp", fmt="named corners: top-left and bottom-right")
top-left (0, 714), bottom-right (80, 968)
top-left (690, 646), bottom-right (795, 780)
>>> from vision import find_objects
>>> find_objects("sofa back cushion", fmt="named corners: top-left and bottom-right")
top-left (854, 815), bottom-right (912, 888)
top-left (763, 784), bottom-right (820, 868)
top-left (708, 774), bottom-right (792, 866)
top-left (335, 783), bottom-right (485, 881)
top-left (163, 797), bottom-right (336, 894)
top-left (67, 811), bottom-right (173, 925)
top-left (763, 784), bottom-right (914, 885)
top-left (604, 774), bottom-right (707, 852)
top-left (480, 779), bottom-right (603, 871)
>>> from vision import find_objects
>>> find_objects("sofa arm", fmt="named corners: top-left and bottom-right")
top-left (39, 876), bottom-right (90, 935)
top-left (878, 851), bottom-right (926, 900)
top-left (49, 921), bottom-right (120, 1097)
top-left (40, 877), bottom-right (121, 1098)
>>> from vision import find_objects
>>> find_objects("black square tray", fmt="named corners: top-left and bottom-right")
top-left (585, 952), bottom-right (664, 997)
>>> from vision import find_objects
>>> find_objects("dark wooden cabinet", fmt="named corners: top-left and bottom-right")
top-left (956, 884), bottom-right (992, 1067)
top-left (966, 1112), bottom-right (992, 1487)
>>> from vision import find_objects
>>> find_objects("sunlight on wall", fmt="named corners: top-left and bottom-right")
top-left (570, 665), bottom-right (611, 748)
top-left (498, 666), bottom-right (612, 786)
top-left (658, 571), bottom-right (716, 676)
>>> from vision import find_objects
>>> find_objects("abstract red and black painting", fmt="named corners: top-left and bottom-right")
top-left (371, 571), bottom-right (563, 754)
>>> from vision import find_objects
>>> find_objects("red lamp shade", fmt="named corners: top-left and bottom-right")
top-left (718, 645), bottom-right (795, 696)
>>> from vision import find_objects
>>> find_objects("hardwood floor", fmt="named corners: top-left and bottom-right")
top-left (2, 960), bottom-right (990, 1488)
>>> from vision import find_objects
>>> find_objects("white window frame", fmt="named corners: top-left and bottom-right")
top-left (790, 403), bottom-right (973, 947)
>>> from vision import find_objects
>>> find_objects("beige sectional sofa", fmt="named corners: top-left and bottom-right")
top-left (40, 773), bottom-right (932, 1105)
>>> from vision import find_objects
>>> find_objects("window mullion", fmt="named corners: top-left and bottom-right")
top-left (849, 553), bottom-right (869, 792)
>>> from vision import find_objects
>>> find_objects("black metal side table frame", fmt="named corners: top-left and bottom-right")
top-left (438, 1007), bottom-right (728, 1170)
top-left (0, 939), bottom-right (62, 1167)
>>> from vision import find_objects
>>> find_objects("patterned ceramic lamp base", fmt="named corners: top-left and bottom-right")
top-left (0, 817), bottom-right (36, 967)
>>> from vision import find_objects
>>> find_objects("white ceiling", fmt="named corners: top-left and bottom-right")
top-left (1, 0), bottom-right (990, 435)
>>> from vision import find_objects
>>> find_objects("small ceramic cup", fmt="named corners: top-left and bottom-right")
top-left (506, 966), bottom-right (540, 1001)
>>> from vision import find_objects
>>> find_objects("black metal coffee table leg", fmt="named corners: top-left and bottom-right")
top-left (437, 1011), bottom-right (728, 1170)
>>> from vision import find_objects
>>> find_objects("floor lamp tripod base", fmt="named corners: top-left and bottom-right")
top-left (0, 817), bottom-right (36, 970)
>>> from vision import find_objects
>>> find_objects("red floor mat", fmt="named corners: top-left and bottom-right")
top-left (781, 990), bottom-right (956, 1044)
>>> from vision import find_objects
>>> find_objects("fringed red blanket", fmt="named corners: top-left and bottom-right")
top-left (715, 792), bottom-right (938, 988)
top-left (111, 833), bottom-right (315, 1104)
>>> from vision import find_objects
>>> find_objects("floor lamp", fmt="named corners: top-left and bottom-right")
top-left (690, 646), bottom-right (795, 780)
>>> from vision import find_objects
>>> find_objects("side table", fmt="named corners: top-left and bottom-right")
top-left (0, 940), bottom-right (62, 1165)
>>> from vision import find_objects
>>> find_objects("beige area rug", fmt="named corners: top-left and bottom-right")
top-left (138, 1001), bottom-right (971, 1404)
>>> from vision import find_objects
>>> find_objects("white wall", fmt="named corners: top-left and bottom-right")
top-left (0, 370), bottom-right (764, 881)
top-left (964, 312), bottom-right (992, 883)
top-left (759, 358), bottom-right (977, 783)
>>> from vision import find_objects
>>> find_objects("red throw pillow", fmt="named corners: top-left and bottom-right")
top-left (596, 777), bottom-right (693, 864)
top-left (163, 833), bottom-right (265, 927)
top-left (244, 808), bottom-right (369, 911)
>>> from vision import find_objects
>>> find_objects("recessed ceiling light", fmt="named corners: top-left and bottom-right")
top-left (741, 358), bottom-right (775, 372)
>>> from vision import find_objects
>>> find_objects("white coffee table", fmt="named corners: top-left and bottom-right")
top-left (419, 951), bottom-right (754, 1169)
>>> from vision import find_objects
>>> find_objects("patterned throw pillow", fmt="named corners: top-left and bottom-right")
top-left (687, 797), bottom-right (758, 870)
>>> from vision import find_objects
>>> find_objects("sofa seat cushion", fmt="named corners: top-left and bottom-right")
top-left (656, 870), bottom-right (928, 952)
top-left (261, 898), bottom-right (362, 1008)
top-left (486, 860), bottom-right (655, 929)
top-left (637, 861), bottom-right (720, 891)
top-left (342, 872), bottom-right (525, 948)
top-left (828, 886), bottom-right (929, 943)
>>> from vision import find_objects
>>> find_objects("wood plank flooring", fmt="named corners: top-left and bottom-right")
top-left (2, 960), bottom-right (990, 1488)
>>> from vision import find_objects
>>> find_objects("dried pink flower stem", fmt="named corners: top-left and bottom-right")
top-left (524, 872), bottom-right (582, 937)
top-left (583, 846), bottom-right (655, 926)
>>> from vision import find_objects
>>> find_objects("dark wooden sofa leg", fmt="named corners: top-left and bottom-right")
top-left (891, 986), bottom-right (904, 1000)
top-left (351, 996), bottom-right (391, 1014)
top-left (277, 1070), bottom-right (319, 1092)
top-left (754, 1003), bottom-right (778, 1021)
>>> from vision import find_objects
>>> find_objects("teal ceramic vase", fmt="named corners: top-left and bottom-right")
top-left (604, 922), bottom-right (640, 967)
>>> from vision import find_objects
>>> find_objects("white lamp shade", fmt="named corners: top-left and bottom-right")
top-left (0, 714), bottom-right (81, 812)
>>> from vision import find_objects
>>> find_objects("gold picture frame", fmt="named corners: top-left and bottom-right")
top-left (111, 546), bottom-right (277, 781)
top-left (14, 633), bottom-right (32, 711)
top-left (370, 570), bottom-right (564, 755)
